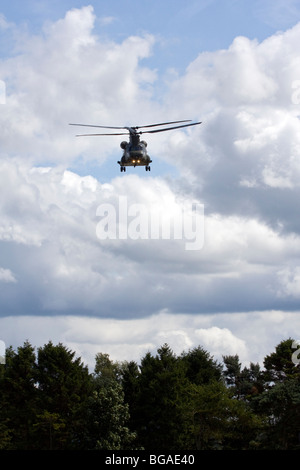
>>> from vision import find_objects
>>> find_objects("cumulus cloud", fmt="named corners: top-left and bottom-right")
top-left (1, 6), bottom-right (300, 366)
top-left (0, 6), bottom-right (156, 164)
top-left (1, 310), bottom-right (299, 369)
top-left (157, 23), bottom-right (300, 243)
top-left (1, 156), bottom-right (300, 319)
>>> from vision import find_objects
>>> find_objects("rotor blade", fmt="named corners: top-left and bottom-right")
top-left (69, 123), bottom-right (127, 130)
top-left (134, 120), bottom-right (192, 129)
top-left (140, 121), bottom-right (202, 134)
top-left (70, 120), bottom-right (194, 130)
top-left (75, 132), bottom-right (129, 137)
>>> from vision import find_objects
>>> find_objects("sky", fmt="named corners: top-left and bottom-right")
top-left (1, 0), bottom-right (300, 370)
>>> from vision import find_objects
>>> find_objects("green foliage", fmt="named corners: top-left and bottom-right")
top-left (84, 353), bottom-right (137, 450)
top-left (181, 346), bottom-right (222, 385)
top-left (85, 382), bottom-right (136, 450)
top-left (0, 338), bottom-right (299, 450)
top-left (131, 344), bottom-right (191, 450)
top-left (185, 380), bottom-right (262, 449)
top-left (252, 339), bottom-right (300, 449)
top-left (0, 341), bottom-right (37, 449)
top-left (223, 354), bottom-right (264, 400)
top-left (263, 338), bottom-right (300, 383)
top-left (0, 341), bottom-right (91, 449)
top-left (34, 341), bottom-right (92, 449)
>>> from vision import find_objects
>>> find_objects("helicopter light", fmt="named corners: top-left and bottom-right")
top-left (132, 159), bottom-right (136, 163)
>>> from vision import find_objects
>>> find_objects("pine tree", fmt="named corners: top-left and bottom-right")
top-left (181, 345), bottom-right (222, 385)
top-left (0, 342), bottom-right (37, 449)
top-left (131, 344), bottom-right (191, 450)
top-left (34, 341), bottom-right (91, 449)
top-left (254, 339), bottom-right (300, 449)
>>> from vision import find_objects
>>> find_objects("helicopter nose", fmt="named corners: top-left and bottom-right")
top-left (131, 150), bottom-right (143, 157)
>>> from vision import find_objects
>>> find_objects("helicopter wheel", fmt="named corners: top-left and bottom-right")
top-left (145, 166), bottom-right (151, 171)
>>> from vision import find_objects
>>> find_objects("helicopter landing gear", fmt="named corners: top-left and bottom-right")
top-left (120, 166), bottom-right (126, 172)
top-left (145, 165), bottom-right (151, 171)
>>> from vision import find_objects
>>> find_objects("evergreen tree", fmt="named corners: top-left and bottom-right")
top-left (223, 354), bottom-right (241, 389)
top-left (132, 344), bottom-right (190, 450)
top-left (181, 346), bottom-right (222, 385)
top-left (34, 341), bottom-right (91, 449)
top-left (0, 342), bottom-right (37, 449)
top-left (121, 360), bottom-right (141, 433)
top-left (263, 338), bottom-right (300, 383)
top-left (254, 378), bottom-right (300, 449)
top-left (1, 337), bottom-right (299, 450)
top-left (186, 380), bottom-right (262, 450)
top-left (223, 355), bottom-right (263, 400)
top-left (253, 339), bottom-right (300, 449)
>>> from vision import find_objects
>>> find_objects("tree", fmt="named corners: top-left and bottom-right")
top-left (120, 360), bottom-right (141, 433)
top-left (254, 377), bottom-right (300, 449)
top-left (223, 355), bottom-right (263, 400)
top-left (34, 341), bottom-right (91, 449)
top-left (181, 346), bottom-right (222, 385)
top-left (186, 380), bottom-right (262, 450)
top-left (263, 338), bottom-right (300, 384)
top-left (94, 352), bottom-right (122, 382)
top-left (33, 411), bottom-right (66, 451)
top-left (83, 353), bottom-right (136, 450)
top-left (223, 355), bottom-right (241, 387)
top-left (0, 342), bottom-right (37, 449)
top-left (2, 337), bottom-right (300, 450)
top-left (253, 339), bottom-right (300, 449)
top-left (131, 344), bottom-right (191, 450)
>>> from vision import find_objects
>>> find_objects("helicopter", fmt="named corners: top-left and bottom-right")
top-left (69, 120), bottom-right (202, 171)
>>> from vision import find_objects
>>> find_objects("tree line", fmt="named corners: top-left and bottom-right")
top-left (0, 338), bottom-right (299, 450)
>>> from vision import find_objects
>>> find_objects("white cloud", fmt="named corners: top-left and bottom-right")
top-left (0, 267), bottom-right (16, 283)
top-left (0, 310), bottom-right (298, 370)
top-left (276, 267), bottom-right (300, 298)
top-left (162, 23), bottom-right (300, 195)
top-left (0, 5), bottom-right (156, 164)
top-left (1, 7), bottom-right (300, 369)
top-left (1, 157), bottom-right (300, 319)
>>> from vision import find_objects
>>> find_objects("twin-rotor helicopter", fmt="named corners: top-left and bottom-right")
top-left (69, 120), bottom-right (202, 172)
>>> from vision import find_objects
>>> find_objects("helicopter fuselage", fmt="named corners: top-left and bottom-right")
top-left (70, 120), bottom-right (201, 172)
top-left (118, 127), bottom-right (152, 171)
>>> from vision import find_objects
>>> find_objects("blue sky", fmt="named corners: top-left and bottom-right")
top-left (1, 1), bottom-right (300, 368)
top-left (1, 0), bottom-right (297, 69)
